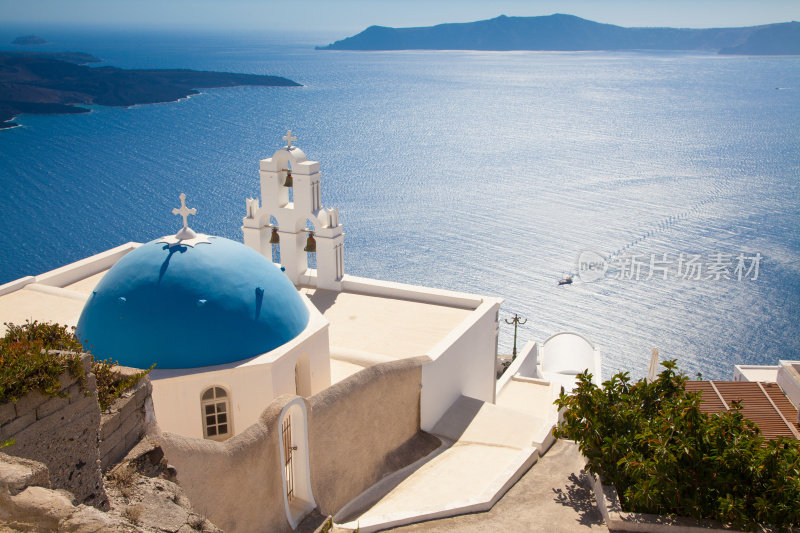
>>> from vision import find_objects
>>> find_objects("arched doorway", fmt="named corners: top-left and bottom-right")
top-left (278, 398), bottom-right (315, 529)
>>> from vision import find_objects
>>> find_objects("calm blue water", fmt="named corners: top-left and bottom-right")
top-left (1, 28), bottom-right (799, 380)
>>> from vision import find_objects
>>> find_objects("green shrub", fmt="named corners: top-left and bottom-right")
top-left (0, 320), bottom-right (86, 403)
top-left (1, 320), bottom-right (152, 412)
top-left (93, 358), bottom-right (154, 411)
top-left (554, 360), bottom-right (800, 531)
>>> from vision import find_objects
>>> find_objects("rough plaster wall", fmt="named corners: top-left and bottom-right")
top-left (308, 356), bottom-right (427, 515)
top-left (0, 355), bottom-right (106, 508)
top-left (155, 396), bottom-right (292, 533)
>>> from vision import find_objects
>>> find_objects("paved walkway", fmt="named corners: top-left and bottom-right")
top-left (334, 396), bottom-right (580, 533)
top-left (335, 397), bottom-right (553, 532)
top-left (373, 439), bottom-right (608, 533)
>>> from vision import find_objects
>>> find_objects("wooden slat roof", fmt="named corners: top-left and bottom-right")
top-left (685, 380), bottom-right (800, 441)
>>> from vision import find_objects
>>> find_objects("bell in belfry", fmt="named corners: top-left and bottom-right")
top-left (269, 227), bottom-right (280, 244)
top-left (304, 232), bottom-right (316, 253)
top-left (284, 170), bottom-right (293, 188)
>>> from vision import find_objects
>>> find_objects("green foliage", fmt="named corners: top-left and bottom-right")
top-left (93, 359), bottom-right (154, 411)
top-left (554, 360), bottom-right (800, 531)
top-left (0, 320), bottom-right (86, 403)
top-left (319, 516), bottom-right (332, 533)
top-left (1, 320), bottom-right (152, 412)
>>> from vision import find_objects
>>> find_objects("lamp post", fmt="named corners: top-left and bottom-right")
top-left (504, 313), bottom-right (527, 360)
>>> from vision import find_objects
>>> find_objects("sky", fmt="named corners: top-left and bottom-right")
top-left (2, 0), bottom-right (799, 35)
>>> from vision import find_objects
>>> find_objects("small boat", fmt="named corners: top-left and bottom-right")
top-left (558, 275), bottom-right (573, 286)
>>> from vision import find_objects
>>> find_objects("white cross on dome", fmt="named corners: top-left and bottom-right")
top-left (171, 193), bottom-right (199, 241)
top-left (158, 193), bottom-right (210, 247)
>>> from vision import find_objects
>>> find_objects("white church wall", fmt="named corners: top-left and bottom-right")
top-left (152, 298), bottom-right (330, 439)
top-left (263, 294), bottom-right (332, 398)
top-left (308, 327), bottom-right (333, 393)
top-left (420, 298), bottom-right (502, 431)
top-left (150, 364), bottom-right (274, 439)
top-left (269, 332), bottom-right (331, 398)
top-left (272, 357), bottom-right (299, 398)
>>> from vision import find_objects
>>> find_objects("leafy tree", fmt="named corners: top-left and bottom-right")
top-left (554, 360), bottom-right (800, 531)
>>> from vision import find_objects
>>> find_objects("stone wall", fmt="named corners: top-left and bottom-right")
top-left (308, 356), bottom-right (430, 515)
top-left (0, 356), bottom-right (153, 509)
top-left (99, 376), bottom-right (152, 471)
top-left (0, 354), bottom-right (106, 508)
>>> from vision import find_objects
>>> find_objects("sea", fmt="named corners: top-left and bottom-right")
top-left (1, 27), bottom-right (798, 380)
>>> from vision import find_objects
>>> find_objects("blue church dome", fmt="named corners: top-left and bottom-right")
top-left (76, 236), bottom-right (310, 369)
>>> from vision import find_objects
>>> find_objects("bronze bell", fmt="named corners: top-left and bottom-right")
top-left (284, 170), bottom-right (293, 188)
top-left (303, 232), bottom-right (316, 253)
top-left (269, 227), bottom-right (280, 244)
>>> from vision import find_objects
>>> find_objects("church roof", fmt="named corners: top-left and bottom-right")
top-left (76, 236), bottom-right (309, 369)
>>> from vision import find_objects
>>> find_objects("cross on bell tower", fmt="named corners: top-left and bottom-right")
top-left (283, 130), bottom-right (297, 151)
top-left (242, 133), bottom-right (345, 291)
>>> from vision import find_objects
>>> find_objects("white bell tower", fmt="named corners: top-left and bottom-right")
top-left (242, 131), bottom-right (344, 291)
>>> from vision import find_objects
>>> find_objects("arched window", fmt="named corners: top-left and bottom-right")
top-left (201, 386), bottom-right (232, 441)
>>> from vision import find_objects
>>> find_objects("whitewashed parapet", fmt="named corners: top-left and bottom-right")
top-left (0, 242), bottom-right (139, 297)
top-left (34, 242), bottom-right (140, 288)
top-left (0, 276), bottom-right (35, 297)
top-left (496, 341), bottom-right (538, 394)
top-left (341, 275), bottom-right (485, 310)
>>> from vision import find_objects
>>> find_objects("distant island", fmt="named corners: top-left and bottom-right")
top-left (12, 35), bottom-right (47, 46)
top-left (2, 50), bottom-right (102, 64)
top-left (0, 53), bottom-right (301, 129)
top-left (317, 14), bottom-right (800, 55)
